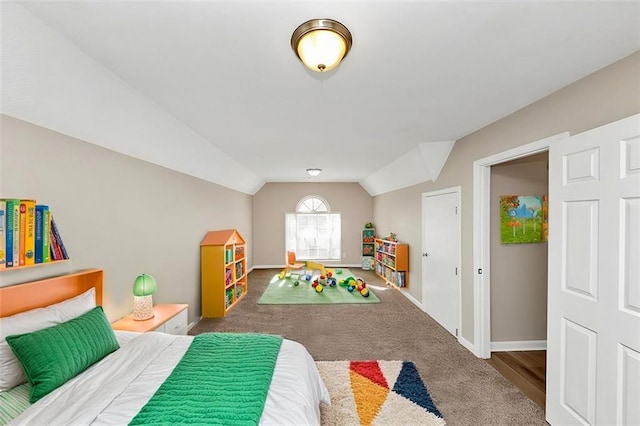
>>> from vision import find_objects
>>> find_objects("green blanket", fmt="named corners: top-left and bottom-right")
top-left (130, 333), bottom-right (283, 425)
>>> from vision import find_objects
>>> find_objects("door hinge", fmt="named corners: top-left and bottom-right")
top-left (455, 328), bottom-right (458, 337)
top-left (455, 206), bottom-right (458, 214)
top-left (455, 267), bottom-right (458, 275)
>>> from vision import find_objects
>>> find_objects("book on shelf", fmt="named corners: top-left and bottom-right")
top-left (0, 200), bottom-right (5, 270)
top-left (234, 245), bottom-right (244, 260)
top-left (18, 202), bottom-right (26, 266)
top-left (2, 199), bottom-right (20, 268)
top-left (49, 214), bottom-right (69, 260)
top-left (235, 262), bottom-right (243, 279)
top-left (50, 232), bottom-right (62, 261)
top-left (21, 200), bottom-right (36, 266)
top-left (225, 289), bottom-right (233, 308)
top-left (42, 208), bottom-right (51, 263)
top-left (34, 205), bottom-right (50, 264)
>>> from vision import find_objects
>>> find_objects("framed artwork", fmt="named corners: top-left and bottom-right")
top-left (542, 195), bottom-right (548, 242)
top-left (500, 195), bottom-right (545, 244)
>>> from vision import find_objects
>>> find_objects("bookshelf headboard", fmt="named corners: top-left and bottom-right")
top-left (0, 269), bottom-right (103, 317)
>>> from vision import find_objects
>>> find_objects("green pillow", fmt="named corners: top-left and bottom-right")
top-left (5, 306), bottom-right (120, 403)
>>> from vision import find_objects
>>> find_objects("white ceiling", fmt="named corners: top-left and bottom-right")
top-left (5, 1), bottom-right (640, 194)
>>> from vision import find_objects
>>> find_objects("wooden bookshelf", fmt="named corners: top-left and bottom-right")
top-left (361, 228), bottom-right (375, 270)
top-left (200, 229), bottom-right (247, 317)
top-left (374, 238), bottom-right (409, 288)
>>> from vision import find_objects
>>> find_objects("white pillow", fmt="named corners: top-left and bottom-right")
top-left (0, 287), bottom-right (96, 391)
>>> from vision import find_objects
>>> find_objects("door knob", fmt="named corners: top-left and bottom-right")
top-left (422, 252), bottom-right (429, 257)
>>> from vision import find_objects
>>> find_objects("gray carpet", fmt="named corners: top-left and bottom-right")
top-left (190, 268), bottom-right (546, 425)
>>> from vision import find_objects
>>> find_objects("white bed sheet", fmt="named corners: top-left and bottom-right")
top-left (11, 332), bottom-right (330, 425)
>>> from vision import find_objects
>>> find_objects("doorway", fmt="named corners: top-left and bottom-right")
top-left (472, 135), bottom-right (563, 409)
top-left (421, 187), bottom-right (461, 338)
top-left (472, 132), bottom-right (568, 359)
top-left (485, 153), bottom-right (549, 408)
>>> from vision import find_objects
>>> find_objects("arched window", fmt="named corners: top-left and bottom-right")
top-left (296, 195), bottom-right (330, 213)
top-left (285, 195), bottom-right (341, 261)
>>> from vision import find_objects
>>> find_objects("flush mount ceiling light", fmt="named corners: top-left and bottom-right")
top-left (306, 168), bottom-right (322, 177)
top-left (291, 18), bottom-right (352, 72)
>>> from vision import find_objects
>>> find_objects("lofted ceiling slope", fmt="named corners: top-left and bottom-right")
top-left (2, 1), bottom-right (640, 195)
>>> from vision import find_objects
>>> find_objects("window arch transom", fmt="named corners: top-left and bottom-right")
top-left (296, 195), bottom-right (330, 213)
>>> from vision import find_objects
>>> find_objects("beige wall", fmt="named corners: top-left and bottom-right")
top-left (490, 153), bottom-right (548, 343)
top-left (0, 115), bottom-right (253, 324)
top-left (253, 183), bottom-right (373, 266)
top-left (373, 51), bottom-right (640, 344)
top-left (3, 51), bottom-right (638, 343)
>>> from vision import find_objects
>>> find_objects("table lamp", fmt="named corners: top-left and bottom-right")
top-left (132, 273), bottom-right (157, 320)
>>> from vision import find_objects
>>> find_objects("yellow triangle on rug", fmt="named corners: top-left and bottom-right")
top-left (349, 371), bottom-right (389, 425)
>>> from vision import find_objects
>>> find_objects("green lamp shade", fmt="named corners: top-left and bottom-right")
top-left (133, 274), bottom-right (157, 297)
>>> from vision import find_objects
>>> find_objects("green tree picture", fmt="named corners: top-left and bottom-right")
top-left (500, 195), bottom-right (544, 244)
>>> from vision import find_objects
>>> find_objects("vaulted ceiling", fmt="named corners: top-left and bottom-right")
top-left (2, 1), bottom-right (639, 195)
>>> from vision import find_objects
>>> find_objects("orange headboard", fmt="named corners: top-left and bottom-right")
top-left (0, 269), bottom-right (103, 317)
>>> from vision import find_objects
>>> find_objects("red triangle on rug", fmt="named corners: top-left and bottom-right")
top-left (350, 361), bottom-right (389, 389)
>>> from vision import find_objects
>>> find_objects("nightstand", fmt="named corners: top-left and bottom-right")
top-left (112, 304), bottom-right (189, 335)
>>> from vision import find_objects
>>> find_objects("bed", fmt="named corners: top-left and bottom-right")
top-left (0, 269), bottom-right (330, 425)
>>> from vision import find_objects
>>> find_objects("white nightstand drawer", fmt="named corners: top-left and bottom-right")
top-left (162, 308), bottom-right (188, 335)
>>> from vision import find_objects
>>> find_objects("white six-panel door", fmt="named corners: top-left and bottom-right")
top-left (422, 188), bottom-right (461, 337)
top-left (547, 114), bottom-right (640, 425)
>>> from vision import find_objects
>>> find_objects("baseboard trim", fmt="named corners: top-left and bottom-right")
top-left (399, 289), bottom-right (423, 310)
top-left (459, 336), bottom-right (479, 357)
top-left (491, 340), bottom-right (547, 352)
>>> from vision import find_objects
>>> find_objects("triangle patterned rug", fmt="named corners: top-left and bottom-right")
top-left (316, 360), bottom-right (445, 426)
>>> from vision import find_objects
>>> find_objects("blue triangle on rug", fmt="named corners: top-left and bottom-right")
top-left (392, 361), bottom-right (443, 418)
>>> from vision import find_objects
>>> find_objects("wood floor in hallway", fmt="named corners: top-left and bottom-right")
top-left (487, 350), bottom-right (546, 409)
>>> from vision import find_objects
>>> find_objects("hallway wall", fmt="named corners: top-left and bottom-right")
top-left (490, 153), bottom-right (549, 344)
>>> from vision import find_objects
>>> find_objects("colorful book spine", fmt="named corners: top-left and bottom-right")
top-left (21, 200), bottom-right (36, 266)
top-left (0, 200), bottom-right (5, 270)
top-left (50, 214), bottom-right (69, 260)
top-left (11, 201), bottom-right (19, 267)
top-left (50, 227), bottom-right (62, 261)
top-left (4, 199), bottom-right (20, 268)
top-left (42, 208), bottom-right (51, 263)
top-left (34, 205), bottom-right (50, 264)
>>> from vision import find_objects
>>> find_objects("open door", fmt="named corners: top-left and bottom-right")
top-left (546, 114), bottom-right (640, 424)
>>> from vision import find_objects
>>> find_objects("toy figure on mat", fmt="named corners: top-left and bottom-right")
top-left (279, 251), bottom-right (327, 279)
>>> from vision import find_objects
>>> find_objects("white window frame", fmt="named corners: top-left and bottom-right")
top-left (285, 195), bottom-right (341, 261)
